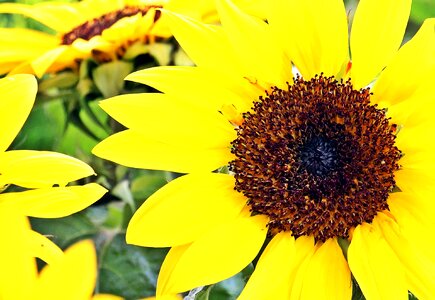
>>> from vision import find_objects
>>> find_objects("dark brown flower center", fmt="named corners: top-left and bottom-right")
top-left (61, 6), bottom-right (162, 45)
top-left (230, 75), bottom-right (401, 242)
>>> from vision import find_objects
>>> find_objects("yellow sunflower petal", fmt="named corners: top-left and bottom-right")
top-left (395, 124), bottom-right (435, 155)
top-left (30, 46), bottom-right (70, 78)
top-left (348, 223), bottom-right (408, 300)
top-left (99, 93), bottom-right (236, 148)
top-left (127, 173), bottom-right (246, 247)
top-left (372, 18), bottom-right (435, 107)
top-left (0, 29), bottom-right (60, 71)
top-left (399, 147), bottom-right (435, 172)
top-left (375, 213), bottom-right (435, 300)
top-left (0, 74), bottom-right (36, 152)
top-left (34, 240), bottom-right (96, 300)
top-left (291, 238), bottom-right (352, 300)
top-left (268, 0), bottom-right (348, 79)
top-left (26, 230), bottom-right (63, 266)
top-left (350, 0), bottom-right (412, 89)
top-left (0, 2), bottom-right (81, 33)
top-left (156, 244), bottom-right (191, 297)
top-left (386, 77), bottom-right (435, 129)
top-left (93, 130), bottom-right (233, 173)
top-left (238, 232), bottom-right (296, 300)
top-left (388, 192), bottom-right (435, 233)
top-left (0, 150), bottom-right (96, 188)
top-left (101, 12), bottom-right (154, 43)
top-left (394, 167), bottom-right (435, 195)
top-left (0, 28), bottom-right (59, 48)
top-left (162, 10), bottom-right (245, 77)
top-left (0, 183), bottom-right (106, 218)
top-left (68, 36), bottom-right (110, 54)
top-left (125, 67), bottom-right (257, 113)
top-left (0, 62), bottom-right (22, 75)
top-left (8, 61), bottom-right (36, 76)
top-left (0, 210), bottom-right (36, 299)
top-left (216, 0), bottom-right (291, 89)
top-left (388, 192), bottom-right (435, 265)
top-left (157, 215), bottom-right (268, 295)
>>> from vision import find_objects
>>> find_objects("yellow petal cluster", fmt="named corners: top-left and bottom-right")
top-left (0, 74), bottom-right (109, 298)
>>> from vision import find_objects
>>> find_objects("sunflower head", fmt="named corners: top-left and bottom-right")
top-left (230, 74), bottom-right (402, 241)
top-left (93, 0), bottom-right (435, 298)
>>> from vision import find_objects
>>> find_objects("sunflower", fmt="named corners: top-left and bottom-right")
top-left (0, 0), bottom-right (267, 78)
top-left (93, 0), bottom-right (435, 299)
top-left (0, 74), bottom-right (106, 219)
top-left (0, 0), bottom-right (190, 77)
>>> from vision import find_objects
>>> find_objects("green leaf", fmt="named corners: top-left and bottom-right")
top-left (112, 180), bottom-right (136, 211)
top-left (57, 122), bottom-right (98, 158)
top-left (123, 41), bottom-right (149, 60)
top-left (77, 100), bottom-right (110, 140)
top-left (409, 292), bottom-right (419, 300)
top-left (92, 61), bottom-right (133, 98)
top-left (208, 272), bottom-right (246, 300)
top-left (194, 286), bottom-right (212, 300)
top-left (30, 212), bottom-right (98, 249)
top-left (11, 99), bottom-right (66, 151)
top-left (131, 171), bottom-right (168, 204)
top-left (351, 279), bottom-right (365, 300)
top-left (97, 233), bottom-right (168, 299)
top-left (103, 203), bottom-right (125, 229)
top-left (410, 0), bottom-right (435, 24)
top-left (38, 72), bottom-right (79, 92)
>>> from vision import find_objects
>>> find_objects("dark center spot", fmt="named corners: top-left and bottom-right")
top-left (299, 136), bottom-right (338, 176)
top-left (229, 75), bottom-right (401, 242)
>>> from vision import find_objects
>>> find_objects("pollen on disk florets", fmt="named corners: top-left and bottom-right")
top-left (229, 75), bottom-right (401, 242)
top-left (61, 5), bottom-right (162, 45)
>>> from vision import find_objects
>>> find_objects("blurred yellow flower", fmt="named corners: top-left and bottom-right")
top-left (0, 208), bottom-right (120, 300)
top-left (0, 0), bottom-right (265, 78)
top-left (0, 74), bottom-right (106, 218)
top-left (93, 0), bottom-right (435, 299)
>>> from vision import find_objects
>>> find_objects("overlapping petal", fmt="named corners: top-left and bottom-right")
top-left (98, 93), bottom-right (236, 148)
top-left (216, 0), bottom-right (291, 89)
top-left (291, 238), bottom-right (351, 300)
top-left (127, 173), bottom-right (247, 247)
top-left (388, 192), bottom-right (435, 264)
top-left (238, 232), bottom-right (296, 300)
top-left (348, 223), bottom-right (408, 300)
top-left (0, 209), bottom-right (36, 300)
top-left (0, 183), bottom-right (107, 218)
top-left (375, 213), bottom-right (435, 299)
top-left (125, 67), bottom-right (259, 113)
top-left (157, 215), bottom-right (268, 295)
top-left (0, 74), bottom-right (36, 152)
top-left (350, 0), bottom-right (412, 88)
top-left (268, 0), bottom-right (348, 79)
top-left (372, 18), bottom-right (435, 108)
top-left (25, 230), bottom-right (63, 266)
top-left (34, 240), bottom-right (97, 300)
top-left (162, 10), bottom-right (246, 77)
top-left (0, 2), bottom-right (83, 33)
top-left (92, 129), bottom-right (233, 173)
top-left (0, 150), bottom-right (96, 188)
